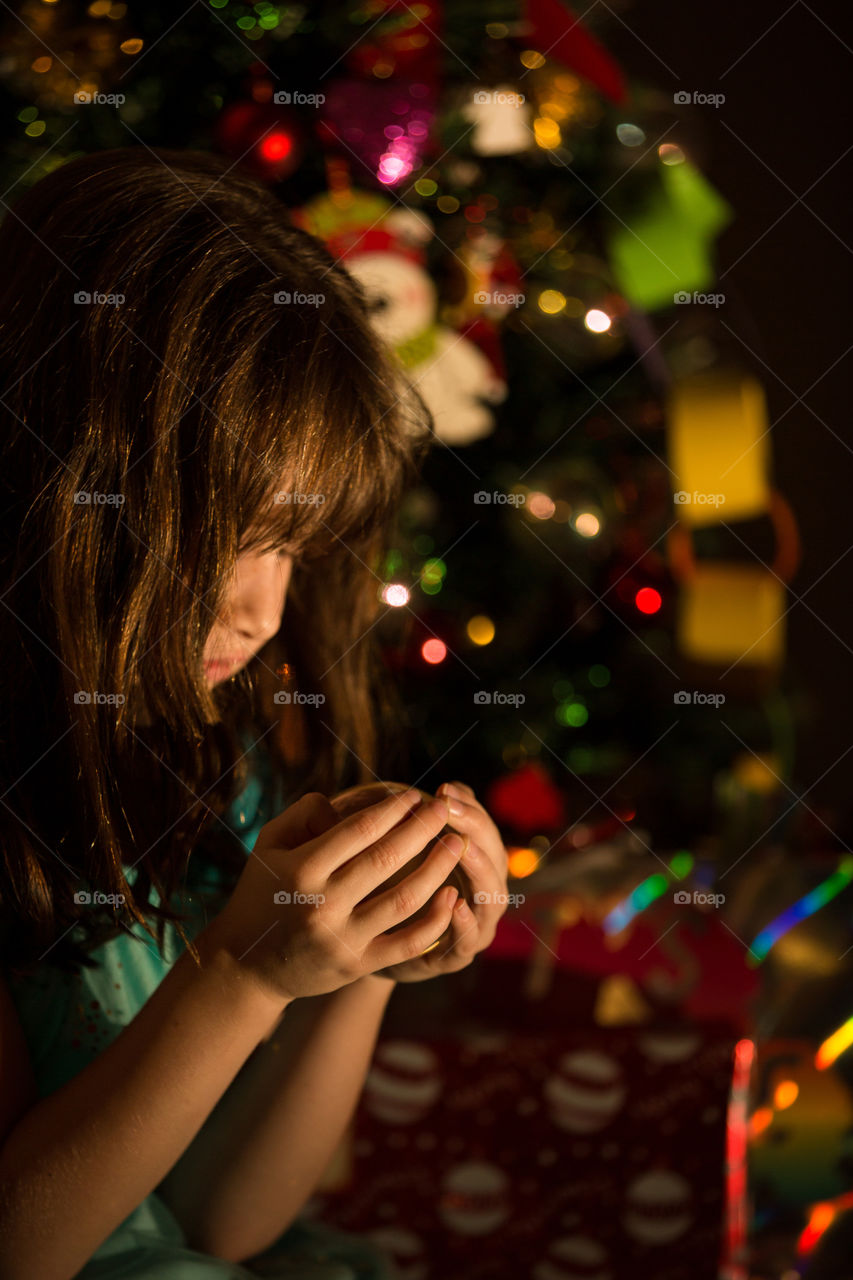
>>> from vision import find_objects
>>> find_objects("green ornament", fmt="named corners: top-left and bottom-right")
top-left (606, 160), bottom-right (732, 311)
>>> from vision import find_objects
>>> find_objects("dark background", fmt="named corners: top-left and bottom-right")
top-left (605, 0), bottom-right (852, 812)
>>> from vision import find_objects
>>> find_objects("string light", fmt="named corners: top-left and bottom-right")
top-left (573, 511), bottom-right (601, 538)
top-left (635, 587), bottom-right (662, 614)
top-left (603, 851), bottom-right (694, 934)
top-left (616, 123), bottom-right (645, 147)
top-left (726, 1039), bottom-right (754, 1269)
top-left (466, 615), bottom-right (495, 645)
top-left (527, 491), bottom-right (556, 519)
top-left (421, 638), bottom-right (446, 664)
top-left (533, 118), bottom-right (561, 149)
top-left (420, 558), bottom-right (446, 596)
top-left (381, 582), bottom-right (409, 607)
top-left (659, 143), bottom-right (686, 166)
top-left (748, 855), bottom-right (853, 965)
top-left (507, 846), bottom-right (540, 878)
top-left (816, 1014), bottom-right (853, 1070)
top-left (584, 308), bottom-right (611, 333)
top-left (604, 872), bottom-right (669, 934)
top-left (556, 700), bottom-right (587, 728)
top-left (773, 1080), bottom-right (799, 1110)
top-left (259, 132), bottom-right (292, 162)
top-left (538, 289), bottom-right (566, 314)
top-left (798, 1191), bottom-right (853, 1255)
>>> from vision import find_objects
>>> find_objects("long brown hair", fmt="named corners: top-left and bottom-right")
top-left (0, 147), bottom-right (430, 975)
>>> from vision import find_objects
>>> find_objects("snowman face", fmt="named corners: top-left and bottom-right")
top-left (345, 252), bottom-right (436, 346)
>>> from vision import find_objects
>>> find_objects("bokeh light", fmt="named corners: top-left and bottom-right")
top-left (527, 491), bottom-right (556, 520)
top-left (635, 587), bottom-right (662, 614)
top-left (507, 846), bottom-right (541, 878)
top-left (467, 615), bottom-right (495, 645)
top-left (584, 308), bottom-right (611, 333)
top-left (538, 289), bottom-right (567, 315)
top-left (381, 582), bottom-right (410, 607)
top-left (573, 511), bottom-right (601, 538)
top-left (421, 638), bottom-right (447, 664)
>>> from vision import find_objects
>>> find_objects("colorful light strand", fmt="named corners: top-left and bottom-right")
top-left (798, 1190), bottom-right (853, 1255)
top-left (747, 855), bottom-right (853, 966)
top-left (724, 1039), bottom-right (754, 1279)
top-left (602, 851), bottom-right (694, 935)
top-left (815, 1015), bottom-right (853, 1071)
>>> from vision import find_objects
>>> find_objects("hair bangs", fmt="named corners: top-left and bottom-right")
top-left (224, 288), bottom-right (429, 566)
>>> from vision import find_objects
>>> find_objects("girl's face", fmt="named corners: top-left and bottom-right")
top-left (202, 549), bottom-right (293, 685)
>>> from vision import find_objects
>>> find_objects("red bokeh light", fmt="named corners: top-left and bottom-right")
top-left (421, 638), bottom-right (447, 664)
top-left (635, 587), bottom-right (662, 615)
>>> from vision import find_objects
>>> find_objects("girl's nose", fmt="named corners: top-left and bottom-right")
top-left (229, 551), bottom-right (292, 639)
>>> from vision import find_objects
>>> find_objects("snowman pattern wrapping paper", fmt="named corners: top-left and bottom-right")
top-left (307, 1028), bottom-right (734, 1280)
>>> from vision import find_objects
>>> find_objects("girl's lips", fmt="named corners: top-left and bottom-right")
top-left (204, 655), bottom-right (247, 673)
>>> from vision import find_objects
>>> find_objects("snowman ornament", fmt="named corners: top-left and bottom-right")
top-left (297, 193), bottom-right (506, 446)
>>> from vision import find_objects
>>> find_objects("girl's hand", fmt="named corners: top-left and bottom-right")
top-left (372, 781), bottom-right (509, 983)
top-left (204, 789), bottom-right (465, 1003)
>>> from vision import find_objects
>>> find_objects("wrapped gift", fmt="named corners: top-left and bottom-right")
top-left (310, 1018), bottom-right (738, 1279)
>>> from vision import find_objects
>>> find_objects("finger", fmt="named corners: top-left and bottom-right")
top-left (254, 791), bottom-right (340, 854)
top-left (457, 838), bottom-right (504, 905)
top-left (365, 884), bottom-right (459, 970)
top-left (305, 789), bottom-right (442, 875)
top-left (350, 833), bottom-right (466, 940)
top-left (332, 798), bottom-right (454, 900)
top-left (435, 795), bottom-right (507, 872)
top-left (442, 896), bottom-right (481, 965)
top-left (437, 780), bottom-right (477, 803)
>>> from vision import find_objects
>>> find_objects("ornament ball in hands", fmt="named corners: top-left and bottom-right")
top-left (330, 779), bottom-right (509, 983)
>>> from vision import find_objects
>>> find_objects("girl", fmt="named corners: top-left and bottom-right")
top-left (0, 148), bottom-right (509, 1280)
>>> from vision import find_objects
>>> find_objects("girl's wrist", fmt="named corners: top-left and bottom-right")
top-left (344, 972), bottom-right (397, 1002)
top-left (193, 921), bottom-right (292, 1026)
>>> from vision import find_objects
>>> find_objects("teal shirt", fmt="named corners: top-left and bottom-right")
top-left (4, 743), bottom-right (391, 1280)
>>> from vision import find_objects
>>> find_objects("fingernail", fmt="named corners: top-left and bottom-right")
top-left (401, 789), bottom-right (423, 808)
top-left (439, 782), bottom-right (463, 799)
top-left (439, 833), bottom-right (465, 857)
top-left (460, 838), bottom-right (478, 864)
top-left (435, 795), bottom-right (452, 823)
